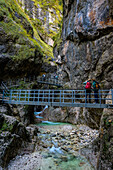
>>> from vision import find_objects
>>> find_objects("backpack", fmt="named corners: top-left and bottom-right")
top-left (93, 81), bottom-right (100, 89)
top-left (85, 81), bottom-right (91, 89)
top-left (95, 82), bottom-right (100, 89)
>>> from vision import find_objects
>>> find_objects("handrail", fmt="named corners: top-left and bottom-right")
top-left (1, 82), bottom-right (9, 91)
top-left (1, 82), bottom-right (9, 95)
top-left (2, 75), bottom-right (63, 88)
top-left (2, 89), bottom-right (113, 108)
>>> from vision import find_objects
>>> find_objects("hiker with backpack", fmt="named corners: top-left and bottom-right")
top-left (42, 74), bottom-right (46, 81)
top-left (83, 79), bottom-right (92, 103)
top-left (92, 79), bottom-right (100, 103)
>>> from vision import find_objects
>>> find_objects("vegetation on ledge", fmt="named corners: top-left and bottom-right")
top-left (0, 0), bottom-right (63, 63)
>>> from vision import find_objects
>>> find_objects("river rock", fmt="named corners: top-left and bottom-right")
top-left (0, 114), bottom-right (30, 168)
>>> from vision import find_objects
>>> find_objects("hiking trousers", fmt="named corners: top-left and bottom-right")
top-left (85, 89), bottom-right (91, 103)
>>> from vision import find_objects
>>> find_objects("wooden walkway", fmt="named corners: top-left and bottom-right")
top-left (1, 89), bottom-right (113, 108)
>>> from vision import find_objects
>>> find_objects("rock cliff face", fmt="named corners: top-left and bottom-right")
top-left (53, 0), bottom-right (113, 169)
top-left (55, 0), bottom-right (113, 89)
top-left (0, 0), bottom-right (62, 80)
top-left (98, 108), bottom-right (113, 170)
top-left (16, 0), bottom-right (63, 46)
top-left (42, 106), bottom-right (103, 129)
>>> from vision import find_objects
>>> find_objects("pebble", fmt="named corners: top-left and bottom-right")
top-left (7, 124), bottom-right (98, 170)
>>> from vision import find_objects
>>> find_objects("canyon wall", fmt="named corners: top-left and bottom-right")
top-left (53, 0), bottom-right (113, 169)
top-left (0, 0), bottom-right (62, 80)
top-left (54, 0), bottom-right (113, 89)
top-left (53, 0), bottom-right (113, 129)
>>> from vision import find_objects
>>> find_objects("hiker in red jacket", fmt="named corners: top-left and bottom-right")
top-left (83, 79), bottom-right (92, 103)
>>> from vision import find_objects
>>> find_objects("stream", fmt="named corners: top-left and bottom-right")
top-left (8, 122), bottom-right (98, 170)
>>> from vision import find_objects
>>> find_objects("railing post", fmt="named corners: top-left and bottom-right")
top-left (28, 90), bottom-right (30, 103)
top-left (63, 90), bottom-right (64, 103)
top-left (74, 90), bottom-right (75, 103)
top-left (10, 90), bottom-right (12, 103)
top-left (2, 90), bottom-right (4, 102)
top-left (60, 90), bottom-right (61, 106)
top-left (72, 90), bottom-right (73, 104)
top-left (33, 90), bottom-right (35, 102)
top-left (48, 90), bottom-right (50, 104)
top-left (52, 90), bottom-right (54, 104)
top-left (99, 89), bottom-right (101, 105)
top-left (85, 90), bottom-right (87, 107)
top-left (25, 90), bottom-right (27, 102)
top-left (111, 89), bottom-right (113, 104)
top-left (38, 90), bottom-right (40, 103)
top-left (19, 90), bottom-right (21, 103)
top-left (43, 90), bottom-right (44, 102)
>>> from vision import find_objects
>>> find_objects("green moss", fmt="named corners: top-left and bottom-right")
top-left (53, 22), bottom-right (63, 50)
top-left (24, 105), bottom-right (29, 112)
top-left (0, 0), bottom-right (55, 61)
top-left (0, 121), bottom-right (13, 132)
top-left (0, 0), bottom-right (63, 63)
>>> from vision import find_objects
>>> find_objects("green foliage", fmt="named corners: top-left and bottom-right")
top-left (53, 32), bottom-right (62, 50)
top-left (30, 0), bottom-right (63, 41)
top-left (0, 121), bottom-right (13, 132)
top-left (15, 81), bottom-right (29, 89)
top-left (0, 0), bottom-right (63, 64)
top-left (1, 0), bottom-right (59, 61)
top-left (103, 142), bottom-right (109, 152)
top-left (105, 121), bottom-right (111, 126)
top-left (24, 105), bottom-right (29, 112)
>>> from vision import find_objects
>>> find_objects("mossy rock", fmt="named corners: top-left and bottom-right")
top-left (0, 121), bottom-right (14, 132)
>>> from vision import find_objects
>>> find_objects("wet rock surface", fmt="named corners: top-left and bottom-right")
top-left (42, 106), bottom-right (103, 129)
top-left (37, 124), bottom-right (98, 152)
top-left (56, 0), bottom-right (113, 90)
top-left (5, 123), bottom-right (98, 170)
top-left (54, 1), bottom-right (113, 168)
top-left (97, 108), bottom-right (113, 170)
top-left (0, 113), bottom-right (32, 168)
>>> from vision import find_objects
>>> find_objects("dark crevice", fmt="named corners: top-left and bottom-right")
top-left (78, 27), bottom-right (113, 44)
top-left (63, 0), bottom-right (74, 17)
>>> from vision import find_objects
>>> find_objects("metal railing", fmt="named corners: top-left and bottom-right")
top-left (2, 89), bottom-right (113, 108)
top-left (37, 77), bottom-right (63, 87)
top-left (2, 75), bottom-right (63, 88)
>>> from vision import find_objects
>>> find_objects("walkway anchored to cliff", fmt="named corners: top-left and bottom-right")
top-left (1, 87), bottom-right (113, 108)
top-left (2, 75), bottom-right (63, 88)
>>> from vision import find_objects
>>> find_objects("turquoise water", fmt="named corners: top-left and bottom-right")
top-left (39, 149), bottom-right (94, 170)
top-left (36, 122), bottom-right (94, 169)
top-left (37, 121), bottom-right (71, 126)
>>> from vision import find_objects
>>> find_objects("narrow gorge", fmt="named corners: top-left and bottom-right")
top-left (0, 0), bottom-right (113, 170)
